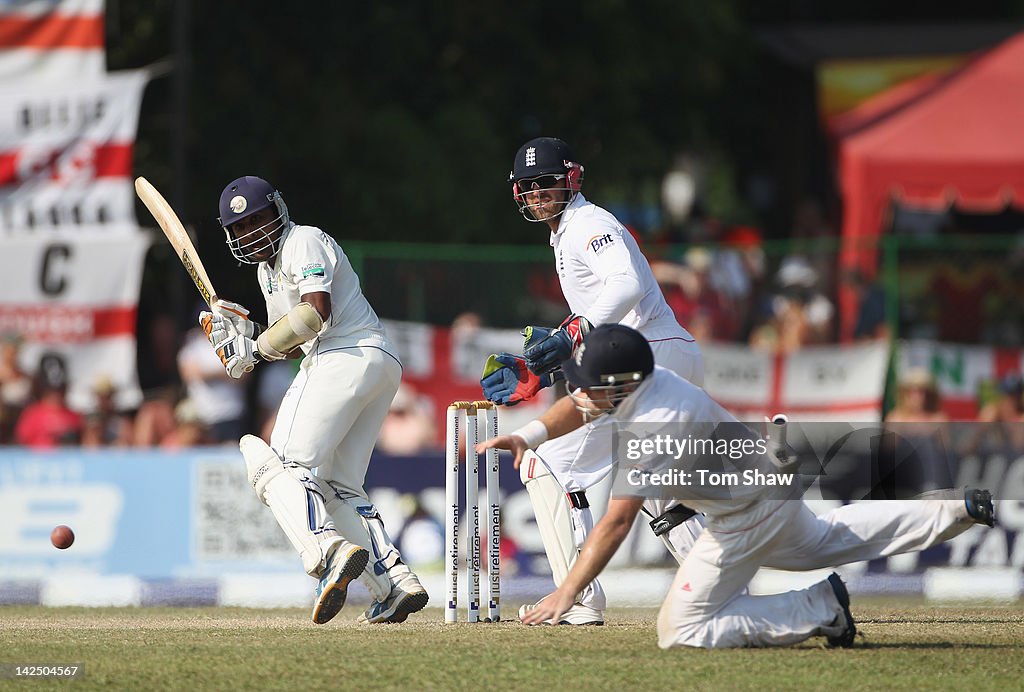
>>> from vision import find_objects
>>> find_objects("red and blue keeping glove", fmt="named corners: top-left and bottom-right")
top-left (479, 319), bottom-right (581, 405)
top-left (522, 315), bottom-right (593, 376)
top-left (480, 353), bottom-right (562, 406)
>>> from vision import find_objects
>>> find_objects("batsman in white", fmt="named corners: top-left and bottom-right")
top-left (200, 175), bottom-right (428, 624)
top-left (480, 137), bottom-right (705, 624)
top-left (481, 324), bottom-right (997, 648)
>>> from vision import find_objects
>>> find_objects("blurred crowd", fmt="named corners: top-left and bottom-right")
top-left (1, 194), bottom-right (1022, 450)
top-left (8, 315), bottom-right (1015, 449)
top-left (0, 321), bottom-right (440, 452)
top-left (644, 200), bottom-right (888, 351)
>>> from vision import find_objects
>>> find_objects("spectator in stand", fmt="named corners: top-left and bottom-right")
top-left (842, 269), bottom-right (889, 342)
top-left (928, 262), bottom-right (1002, 344)
top-left (81, 376), bottom-right (133, 447)
top-left (982, 241), bottom-right (1024, 346)
top-left (978, 373), bottom-right (1024, 423)
top-left (688, 247), bottom-right (737, 340)
top-left (177, 326), bottom-right (246, 443)
top-left (711, 225), bottom-right (766, 342)
top-left (791, 197), bottom-right (837, 283)
top-left (650, 259), bottom-right (693, 335)
top-left (966, 373), bottom-right (1024, 453)
top-left (885, 369), bottom-right (948, 424)
top-left (883, 368), bottom-right (952, 493)
top-left (160, 398), bottom-right (210, 449)
top-left (133, 385), bottom-right (180, 447)
top-left (749, 256), bottom-right (834, 353)
top-left (650, 248), bottom-right (730, 343)
top-left (0, 331), bottom-right (32, 443)
top-left (450, 311), bottom-right (486, 381)
top-left (376, 383), bottom-right (436, 455)
top-left (14, 369), bottom-right (83, 448)
top-left (138, 313), bottom-right (182, 392)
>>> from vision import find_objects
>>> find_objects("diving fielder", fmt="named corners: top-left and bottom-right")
top-left (481, 137), bottom-right (705, 624)
top-left (201, 175), bottom-right (427, 624)
top-left (482, 324), bottom-right (997, 647)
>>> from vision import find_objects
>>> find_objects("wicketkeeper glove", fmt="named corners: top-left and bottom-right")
top-left (212, 332), bottom-right (260, 379)
top-left (522, 314), bottom-right (592, 376)
top-left (481, 353), bottom-right (561, 406)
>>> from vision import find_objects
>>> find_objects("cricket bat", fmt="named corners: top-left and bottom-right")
top-left (135, 176), bottom-right (219, 308)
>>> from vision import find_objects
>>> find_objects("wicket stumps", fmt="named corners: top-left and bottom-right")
top-left (445, 400), bottom-right (501, 623)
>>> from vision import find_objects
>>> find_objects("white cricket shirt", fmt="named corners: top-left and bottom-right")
top-left (257, 224), bottom-right (396, 358)
top-left (550, 194), bottom-right (678, 330)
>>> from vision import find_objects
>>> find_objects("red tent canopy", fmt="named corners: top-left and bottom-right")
top-left (837, 32), bottom-right (1024, 340)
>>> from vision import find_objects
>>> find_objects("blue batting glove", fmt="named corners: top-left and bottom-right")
top-left (522, 315), bottom-right (592, 376)
top-left (481, 353), bottom-right (558, 406)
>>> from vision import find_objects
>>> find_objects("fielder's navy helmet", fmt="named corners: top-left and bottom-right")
top-left (561, 324), bottom-right (653, 390)
top-left (561, 324), bottom-right (652, 418)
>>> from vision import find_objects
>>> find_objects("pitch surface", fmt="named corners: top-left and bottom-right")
top-left (2, 602), bottom-right (1023, 690)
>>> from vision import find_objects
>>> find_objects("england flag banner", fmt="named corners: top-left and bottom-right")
top-left (704, 340), bottom-right (890, 421)
top-left (0, 0), bottom-right (105, 81)
top-left (0, 227), bottom-right (149, 411)
top-left (0, 69), bottom-right (146, 231)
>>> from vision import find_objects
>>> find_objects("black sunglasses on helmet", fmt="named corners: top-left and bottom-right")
top-left (517, 174), bottom-right (567, 193)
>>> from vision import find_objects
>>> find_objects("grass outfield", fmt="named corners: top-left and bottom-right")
top-left (2, 602), bottom-right (1023, 690)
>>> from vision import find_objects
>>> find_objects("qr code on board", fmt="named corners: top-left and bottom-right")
top-left (194, 460), bottom-right (293, 561)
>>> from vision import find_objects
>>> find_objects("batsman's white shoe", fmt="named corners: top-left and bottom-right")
top-left (356, 573), bottom-right (429, 624)
top-left (312, 542), bottom-right (369, 625)
top-left (518, 600), bottom-right (604, 625)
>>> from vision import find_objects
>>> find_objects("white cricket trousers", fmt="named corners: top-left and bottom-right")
top-left (271, 344), bottom-right (402, 496)
top-left (657, 498), bottom-right (975, 648)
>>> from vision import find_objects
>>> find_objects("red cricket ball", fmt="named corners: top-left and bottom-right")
top-left (51, 525), bottom-right (75, 550)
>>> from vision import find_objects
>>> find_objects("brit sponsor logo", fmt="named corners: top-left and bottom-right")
top-left (588, 233), bottom-right (614, 253)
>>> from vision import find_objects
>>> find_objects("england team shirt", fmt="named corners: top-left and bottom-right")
top-left (257, 224), bottom-right (395, 358)
top-left (550, 194), bottom-right (677, 330)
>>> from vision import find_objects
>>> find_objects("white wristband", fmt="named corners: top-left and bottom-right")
top-left (512, 419), bottom-right (549, 450)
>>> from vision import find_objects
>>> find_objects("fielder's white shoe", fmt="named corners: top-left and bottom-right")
top-left (518, 599), bottom-right (604, 625)
top-left (312, 542), bottom-right (369, 625)
top-left (356, 572), bottom-right (429, 624)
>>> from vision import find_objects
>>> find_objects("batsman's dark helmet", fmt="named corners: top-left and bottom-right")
top-left (217, 176), bottom-right (289, 264)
